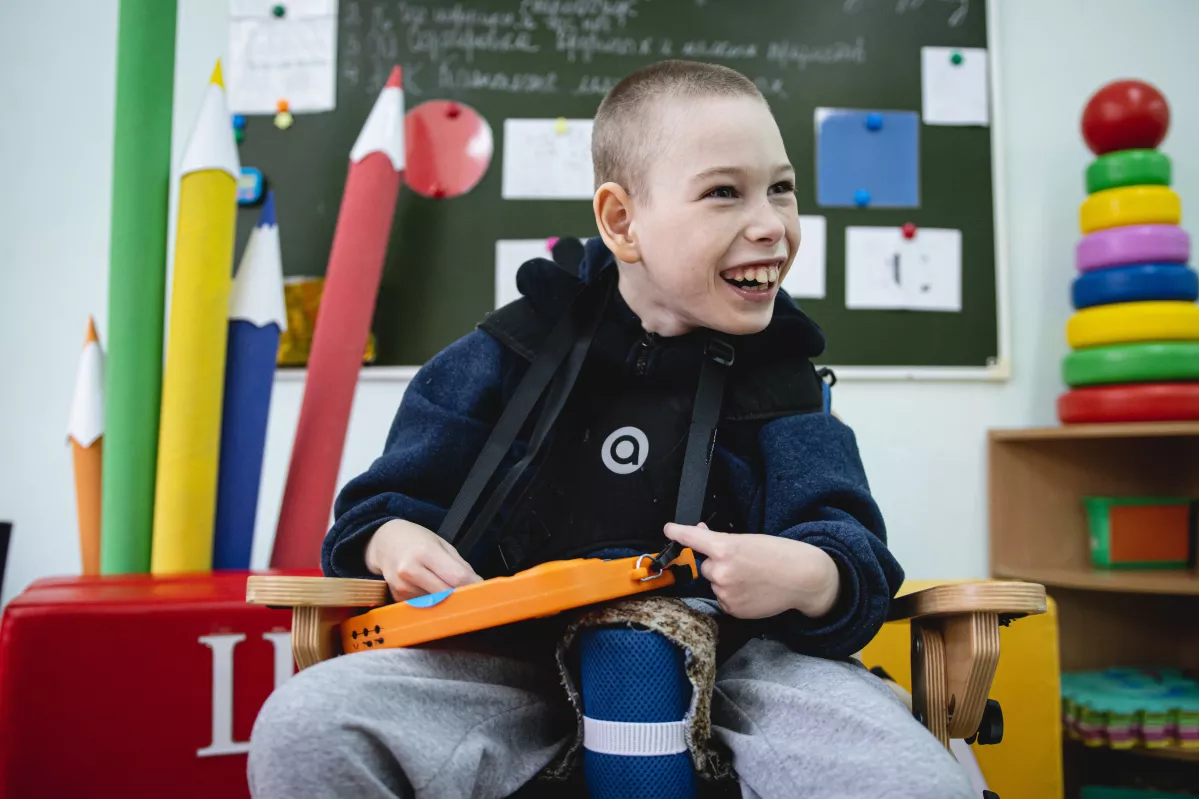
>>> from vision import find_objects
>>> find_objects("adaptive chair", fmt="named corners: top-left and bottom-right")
top-left (248, 571), bottom-right (1044, 798)
top-left (249, 255), bottom-right (1047, 796)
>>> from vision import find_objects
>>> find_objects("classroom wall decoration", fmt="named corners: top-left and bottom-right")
top-left (234, 0), bottom-right (1001, 374)
top-left (1060, 79), bottom-right (1199, 424)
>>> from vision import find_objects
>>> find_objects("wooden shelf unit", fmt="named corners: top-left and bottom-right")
top-left (989, 424), bottom-right (1199, 795)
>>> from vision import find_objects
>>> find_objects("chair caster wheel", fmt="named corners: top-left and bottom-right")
top-left (977, 699), bottom-right (1003, 745)
top-left (982, 791), bottom-right (999, 799)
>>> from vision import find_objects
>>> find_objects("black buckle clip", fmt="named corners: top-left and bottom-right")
top-left (705, 337), bottom-right (735, 367)
top-left (645, 541), bottom-right (695, 585)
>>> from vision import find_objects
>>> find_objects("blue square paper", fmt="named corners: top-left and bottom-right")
top-left (816, 109), bottom-right (919, 208)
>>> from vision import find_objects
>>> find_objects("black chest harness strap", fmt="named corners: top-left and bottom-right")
top-left (438, 270), bottom-right (733, 578)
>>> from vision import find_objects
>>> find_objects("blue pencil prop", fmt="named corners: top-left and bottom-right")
top-left (213, 192), bottom-right (287, 569)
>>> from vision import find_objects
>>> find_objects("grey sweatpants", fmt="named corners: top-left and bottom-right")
top-left (247, 621), bottom-right (975, 799)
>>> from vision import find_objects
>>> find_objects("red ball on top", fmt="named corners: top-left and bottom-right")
top-left (1081, 79), bottom-right (1170, 155)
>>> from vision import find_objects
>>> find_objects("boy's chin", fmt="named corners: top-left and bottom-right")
top-left (701, 306), bottom-right (774, 337)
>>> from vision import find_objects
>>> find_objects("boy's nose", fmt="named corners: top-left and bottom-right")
top-left (744, 203), bottom-right (786, 245)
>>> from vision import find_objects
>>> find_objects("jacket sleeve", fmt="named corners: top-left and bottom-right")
top-left (321, 330), bottom-right (517, 578)
top-left (756, 411), bottom-right (905, 659)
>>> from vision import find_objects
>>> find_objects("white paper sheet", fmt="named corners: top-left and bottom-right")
top-left (494, 239), bottom-right (560, 309)
top-left (227, 0), bottom-right (338, 114)
top-left (781, 215), bottom-right (827, 300)
top-left (845, 226), bottom-right (962, 312)
top-left (921, 47), bottom-right (989, 126)
top-left (501, 119), bottom-right (595, 200)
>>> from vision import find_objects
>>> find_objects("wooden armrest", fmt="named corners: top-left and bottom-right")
top-left (246, 575), bottom-right (389, 608)
top-left (246, 576), bottom-right (389, 670)
top-left (888, 581), bottom-right (1047, 749)
top-left (888, 581), bottom-right (1046, 622)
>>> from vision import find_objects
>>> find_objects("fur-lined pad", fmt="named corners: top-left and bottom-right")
top-left (541, 596), bottom-right (733, 782)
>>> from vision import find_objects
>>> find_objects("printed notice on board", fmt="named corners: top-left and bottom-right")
top-left (845, 226), bottom-right (962, 312)
top-left (921, 47), bottom-right (989, 126)
top-left (781, 216), bottom-right (827, 300)
top-left (502, 119), bottom-right (595, 200)
top-left (227, 0), bottom-right (339, 114)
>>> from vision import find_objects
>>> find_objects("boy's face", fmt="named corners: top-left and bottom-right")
top-left (622, 95), bottom-right (800, 336)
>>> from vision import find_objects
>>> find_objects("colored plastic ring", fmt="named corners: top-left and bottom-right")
top-left (1066, 301), bottom-right (1199, 349)
top-left (1079, 186), bottom-right (1181, 234)
top-left (1062, 342), bottom-right (1199, 387)
top-left (1058, 382), bottom-right (1199, 424)
top-left (1086, 149), bottom-right (1172, 194)
top-left (1076, 224), bottom-right (1191, 271)
top-left (1072, 264), bottom-right (1198, 309)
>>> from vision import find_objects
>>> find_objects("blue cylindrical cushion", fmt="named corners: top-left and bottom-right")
top-left (579, 627), bottom-right (696, 798)
top-left (1072, 263), bottom-right (1198, 309)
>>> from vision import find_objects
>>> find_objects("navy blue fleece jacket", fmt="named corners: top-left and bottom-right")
top-left (323, 238), bottom-right (904, 659)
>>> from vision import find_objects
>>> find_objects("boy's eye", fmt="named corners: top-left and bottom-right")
top-left (770, 180), bottom-right (797, 195)
top-left (706, 186), bottom-right (738, 200)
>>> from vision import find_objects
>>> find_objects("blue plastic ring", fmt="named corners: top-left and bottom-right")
top-left (1071, 263), bottom-right (1198, 310)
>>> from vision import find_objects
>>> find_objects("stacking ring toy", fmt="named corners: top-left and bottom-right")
top-left (1086, 149), bottom-right (1172, 194)
top-left (1072, 264), bottom-right (1198, 309)
top-left (1058, 382), bottom-right (1199, 424)
top-left (1062, 341), bottom-right (1199, 387)
top-left (1079, 186), bottom-right (1181, 234)
top-left (1066, 301), bottom-right (1199, 349)
top-left (1076, 224), bottom-right (1191, 271)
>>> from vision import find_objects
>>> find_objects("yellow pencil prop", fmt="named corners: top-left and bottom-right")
top-left (151, 62), bottom-right (240, 573)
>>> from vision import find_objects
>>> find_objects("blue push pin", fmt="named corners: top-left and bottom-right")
top-left (854, 188), bottom-right (871, 208)
top-left (865, 112), bottom-right (883, 131)
top-left (232, 114), bottom-right (246, 130)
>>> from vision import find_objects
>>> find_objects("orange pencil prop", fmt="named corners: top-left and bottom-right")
top-left (67, 317), bottom-right (104, 575)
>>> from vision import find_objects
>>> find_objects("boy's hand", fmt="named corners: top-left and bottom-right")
top-left (663, 523), bottom-right (840, 620)
top-left (365, 519), bottom-right (483, 602)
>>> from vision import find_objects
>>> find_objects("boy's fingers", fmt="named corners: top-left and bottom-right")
top-left (664, 522), bottom-right (724, 556)
top-left (426, 546), bottom-right (482, 587)
top-left (403, 564), bottom-right (454, 595)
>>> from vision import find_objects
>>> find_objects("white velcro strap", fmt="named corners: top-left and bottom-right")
top-left (583, 716), bottom-right (688, 756)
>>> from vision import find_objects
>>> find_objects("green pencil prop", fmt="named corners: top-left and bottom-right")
top-left (101, 0), bottom-right (177, 573)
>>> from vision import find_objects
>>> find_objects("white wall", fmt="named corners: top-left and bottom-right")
top-left (3, 0), bottom-right (1199, 605)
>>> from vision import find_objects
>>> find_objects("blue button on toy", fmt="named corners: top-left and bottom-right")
top-left (405, 588), bottom-right (455, 608)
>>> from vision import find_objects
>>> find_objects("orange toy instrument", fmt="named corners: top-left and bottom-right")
top-left (340, 548), bottom-right (697, 652)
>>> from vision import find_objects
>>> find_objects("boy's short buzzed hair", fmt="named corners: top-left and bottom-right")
top-left (592, 59), bottom-right (765, 196)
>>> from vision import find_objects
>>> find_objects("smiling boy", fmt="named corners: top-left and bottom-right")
top-left (249, 60), bottom-right (975, 798)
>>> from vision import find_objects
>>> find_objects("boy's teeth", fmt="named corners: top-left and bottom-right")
top-left (768, 266), bottom-right (779, 283)
top-left (755, 267), bottom-right (768, 284)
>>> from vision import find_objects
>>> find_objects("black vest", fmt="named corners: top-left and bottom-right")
top-left (474, 261), bottom-right (826, 574)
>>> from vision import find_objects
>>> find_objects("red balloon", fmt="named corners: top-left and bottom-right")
top-left (1081, 79), bottom-right (1170, 155)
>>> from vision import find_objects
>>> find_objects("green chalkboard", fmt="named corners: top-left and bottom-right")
top-left (235, 0), bottom-right (999, 372)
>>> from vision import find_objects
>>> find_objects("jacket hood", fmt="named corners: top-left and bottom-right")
top-left (514, 236), bottom-right (827, 359)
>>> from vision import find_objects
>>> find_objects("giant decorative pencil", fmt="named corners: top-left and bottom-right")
top-left (271, 66), bottom-right (405, 569)
top-left (151, 62), bottom-right (240, 574)
top-left (102, 0), bottom-right (177, 574)
top-left (213, 192), bottom-right (286, 570)
top-left (68, 318), bottom-right (105, 576)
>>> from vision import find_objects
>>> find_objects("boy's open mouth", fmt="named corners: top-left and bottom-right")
top-left (720, 261), bottom-right (781, 293)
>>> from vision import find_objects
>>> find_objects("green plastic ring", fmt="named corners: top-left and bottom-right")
top-left (1086, 149), bottom-right (1172, 194)
top-left (1062, 341), bottom-right (1199, 387)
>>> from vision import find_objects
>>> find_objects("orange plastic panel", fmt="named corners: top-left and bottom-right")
top-left (340, 549), bottom-right (698, 652)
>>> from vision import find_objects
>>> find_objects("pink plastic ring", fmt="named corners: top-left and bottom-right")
top-left (1076, 224), bottom-right (1190, 272)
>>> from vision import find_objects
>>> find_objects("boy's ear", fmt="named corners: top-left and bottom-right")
top-left (593, 181), bottom-right (639, 262)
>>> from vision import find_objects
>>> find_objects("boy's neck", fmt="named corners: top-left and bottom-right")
top-left (616, 263), bottom-right (694, 338)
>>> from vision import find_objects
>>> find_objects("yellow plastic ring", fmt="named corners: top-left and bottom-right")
top-left (1079, 186), bottom-right (1181, 234)
top-left (1067, 301), bottom-right (1199, 349)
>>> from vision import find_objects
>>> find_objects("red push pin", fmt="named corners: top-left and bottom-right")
top-left (445, 102), bottom-right (461, 119)
top-left (431, 182), bottom-right (446, 198)
top-left (902, 222), bottom-right (917, 239)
